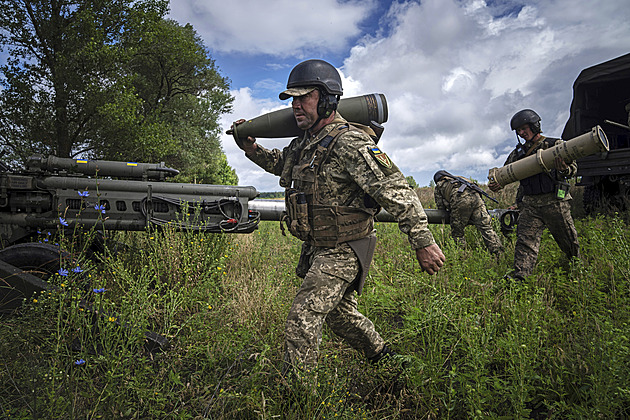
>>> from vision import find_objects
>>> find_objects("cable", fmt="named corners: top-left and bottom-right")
top-left (139, 196), bottom-right (260, 233)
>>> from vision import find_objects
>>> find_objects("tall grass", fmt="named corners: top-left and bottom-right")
top-left (1, 201), bottom-right (630, 418)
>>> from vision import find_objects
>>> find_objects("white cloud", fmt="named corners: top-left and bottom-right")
top-left (173, 0), bottom-right (630, 190)
top-left (341, 0), bottom-right (630, 186)
top-left (169, 0), bottom-right (376, 56)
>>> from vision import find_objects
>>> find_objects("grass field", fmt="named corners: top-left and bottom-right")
top-left (1, 187), bottom-right (629, 419)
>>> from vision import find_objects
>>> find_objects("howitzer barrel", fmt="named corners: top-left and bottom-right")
top-left (27, 155), bottom-right (180, 180)
top-left (230, 93), bottom-right (388, 141)
top-left (248, 200), bottom-right (450, 224)
top-left (488, 126), bottom-right (609, 187)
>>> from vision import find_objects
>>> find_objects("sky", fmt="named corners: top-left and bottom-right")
top-left (168, 0), bottom-right (630, 192)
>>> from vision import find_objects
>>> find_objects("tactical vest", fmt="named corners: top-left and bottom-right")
top-left (518, 137), bottom-right (560, 195)
top-left (282, 123), bottom-right (376, 248)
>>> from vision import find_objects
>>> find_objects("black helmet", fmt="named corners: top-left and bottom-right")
top-left (510, 109), bottom-right (541, 133)
top-left (280, 59), bottom-right (343, 100)
top-left (279, 59), bottom-right (343, 119)
top-left (433, 170), bottom-right (450, 183)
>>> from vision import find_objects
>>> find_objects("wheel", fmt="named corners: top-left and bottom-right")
top-left (0, 243), bottom-right (72, 314)
top-left (583, 185), bottom-right (602, 216)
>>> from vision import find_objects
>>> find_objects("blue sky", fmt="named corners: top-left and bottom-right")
top-left (167, 0), bottom-right (630, 192)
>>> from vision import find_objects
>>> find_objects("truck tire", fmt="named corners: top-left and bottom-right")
top-left (583, 185), bottom-right (602, 216)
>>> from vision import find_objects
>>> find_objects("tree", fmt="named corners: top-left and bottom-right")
top-left (0, 0), bottom-right (235, 185)
top-left (406, 175), bottom-right (418, 189)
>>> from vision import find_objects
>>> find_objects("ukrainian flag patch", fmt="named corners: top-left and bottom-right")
top-left (369, 147), bottom-right (392, 169)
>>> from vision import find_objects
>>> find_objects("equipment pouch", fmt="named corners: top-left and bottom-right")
top-left (555, 181), bottom-right (570, 200)
top-left (286, 189), bottom-right (311, 241)
top-left (295, 243), bottom-right (314, 278)
top-left (347, 232), bottom-right (377, 296)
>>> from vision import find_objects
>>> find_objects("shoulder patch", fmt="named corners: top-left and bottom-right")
top-left (369, 146), bottom-right (392, 169)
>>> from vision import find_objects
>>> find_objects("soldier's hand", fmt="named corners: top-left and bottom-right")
top-left (488, 181), bottom-right (502, 192)
top-left (415, 243), bottom-right (445, 275)
top-left (228, 119), bottom-right (257, 154)
top-left (554, 156), bottom-right (569, 172)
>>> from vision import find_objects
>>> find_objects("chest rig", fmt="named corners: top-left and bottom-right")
top-left (281, 123), bottom-right (375, 247)
top-left (518, 137), bottom-right (563, 196)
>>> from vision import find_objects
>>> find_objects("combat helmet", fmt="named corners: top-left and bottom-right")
top-left (279, 59), bottom-right (343, 118)
top-left (510, 109), bottom-right (541, 133)
top-left (433, 170), bottom-right (451, 183)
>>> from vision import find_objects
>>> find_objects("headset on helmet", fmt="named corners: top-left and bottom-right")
top-left (281, 59), bottom-right (343, 118)
top-left (510, 109), bottom-right (541, 134)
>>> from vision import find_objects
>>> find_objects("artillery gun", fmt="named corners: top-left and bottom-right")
top-left (0, 155), bottom-right (262, 351)
top-left (1, 154), bottom-right (260, 248)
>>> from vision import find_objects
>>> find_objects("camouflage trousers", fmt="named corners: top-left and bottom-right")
top-left (513, 199), bottom-right (580, 279)
top-left (283, 242), bottom-right (385, 373)
top-left (449, 192), bottom-right (504, 254)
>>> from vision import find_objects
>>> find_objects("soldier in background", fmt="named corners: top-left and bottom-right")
top-left (231, 59), bottom-right (445, 376)
top-left (489, 109), bottom-right (579, 280)
top-left (433, 171), bottom-right (504, 255)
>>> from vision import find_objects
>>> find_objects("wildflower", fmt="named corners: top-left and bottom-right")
top-left (92, 288), bottom-right (106, 293)
top-left (59, 217), bottom-right (69, 226)
top-left (94, 204), bottom-right (106, 214)
top-left (60, 283), bottom-right (65, 287)
top-left (74, 359), bottom-right (85, 366)
top-left (108, 316), bottom-right (117, 322)
top-left (77, 190), bottom-right (89, 197)
top-left (33, 299), bottom-right (38, 303)
top-left (72, 266), bottom-right (83, 274)
top-left (58, 268), bottom-right (69, 277)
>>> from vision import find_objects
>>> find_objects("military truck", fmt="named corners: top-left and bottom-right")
top-left (562, 53), bottom-right (630, 214)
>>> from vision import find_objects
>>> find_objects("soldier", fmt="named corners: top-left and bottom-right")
top-left (489, 109), bottom-right (579, 280)
top-left (231, 59), bottom-right (445, 375)
top-left (433, 170), bottom-right (503, 255)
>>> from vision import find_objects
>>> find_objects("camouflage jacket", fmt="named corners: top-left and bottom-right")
top-left (503, 136), bottom-right (578, 206)
top-left (434, 176), bottom-right (480, 211)
top-left (246, 113), bottom-right (435, 250)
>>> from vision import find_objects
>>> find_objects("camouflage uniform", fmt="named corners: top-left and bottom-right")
top-left (247, 114), bottom-right (436, 371)
top-left (504, 136), bottom-right (580, 279)
top-left (434, 175), bottom-right (503, 254)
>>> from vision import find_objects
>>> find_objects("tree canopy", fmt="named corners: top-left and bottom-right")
top-left (0, 0), bottom-right (237, 185)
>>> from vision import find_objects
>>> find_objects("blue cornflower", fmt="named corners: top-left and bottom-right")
top-left (58, 268), bottom-right (69, 277)
top-left (59, 217), bottom-right (69, 226)
top-left (77, 190), bottom-right (89, 197)
top-left (94, 204), bottom-right (106, 214)
top-left (74, 359), bottom-right (86, 366)
top-left (72, 266), bottom-right (83, 274)
top-left (92, 288), bottom-right (106, 293)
